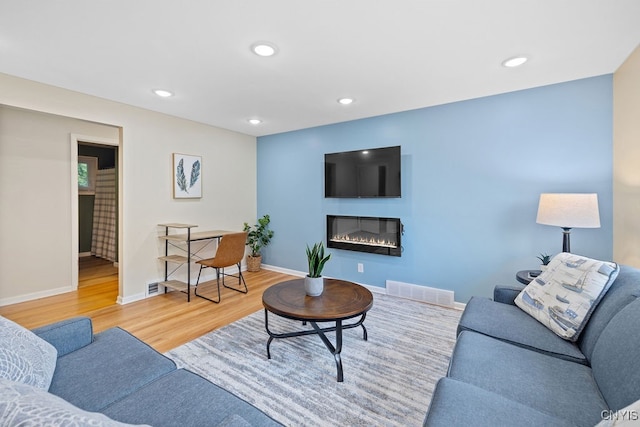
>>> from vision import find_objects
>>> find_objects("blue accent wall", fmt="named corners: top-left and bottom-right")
top-left (257, 75), bottom-right (613, 302)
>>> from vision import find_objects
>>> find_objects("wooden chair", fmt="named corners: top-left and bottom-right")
top-left (194, 232), bottom-right (248, 303)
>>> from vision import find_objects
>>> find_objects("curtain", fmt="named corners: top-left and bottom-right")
top-left (91, 168), bottom-right (117, 262)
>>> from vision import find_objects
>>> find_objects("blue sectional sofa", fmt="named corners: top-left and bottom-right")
top-left (424, 264), bottom-right (640, 426)
top-left (1, 316), bottom-right (282, 426)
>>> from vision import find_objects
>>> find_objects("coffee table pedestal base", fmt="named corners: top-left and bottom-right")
top-left (264, 310), bottom-right (368, 382)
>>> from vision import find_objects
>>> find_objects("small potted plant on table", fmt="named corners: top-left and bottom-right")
top-left (243, 214), bottom-right (274, 272)
top-left (305, 242), bottom-right (331, 296)
top-left (537, 253), bottom-right (552, 271)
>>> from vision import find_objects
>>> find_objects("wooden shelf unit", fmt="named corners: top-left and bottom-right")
top-left (158, 224), bottom-right (237, 302)
top-left (158, 223), bottom-right (198, 301)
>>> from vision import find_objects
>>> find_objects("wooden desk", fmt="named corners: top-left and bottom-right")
top-left (160, 229), bottom-right (238, 243)
top-left (158, 224), bottom-right (237, 302)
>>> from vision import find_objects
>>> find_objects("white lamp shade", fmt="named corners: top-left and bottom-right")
top-left (536, 193), bottom-right (600, 228)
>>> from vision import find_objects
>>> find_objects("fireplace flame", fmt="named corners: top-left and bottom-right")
top-left (330, 234), bottom-right (397, 248)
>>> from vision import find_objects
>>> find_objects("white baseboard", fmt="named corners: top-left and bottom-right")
top-left (261, 264), bottom-right (305, 277)
top-left (117, 292), bottom-right (147, 305)
top-left (127, 264), bottom-right (466, 311)
top-left (0, 285), bottom-right (76, 307)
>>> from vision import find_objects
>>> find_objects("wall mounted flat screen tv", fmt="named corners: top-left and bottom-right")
top-left (325, 145), bottom-right (401, 198)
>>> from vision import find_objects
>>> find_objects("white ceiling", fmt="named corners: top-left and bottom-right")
top-left (1, 1), bottom-right (639, 137)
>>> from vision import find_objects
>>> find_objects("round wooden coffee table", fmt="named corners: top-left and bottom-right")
top-left (262, 278), bottom-right (374, 382)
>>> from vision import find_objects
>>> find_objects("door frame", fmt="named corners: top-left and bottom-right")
top-left (70, 134), bottom-right (120, 289)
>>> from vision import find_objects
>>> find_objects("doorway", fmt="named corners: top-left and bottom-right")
top-left (71, 134), bottom-right (120, 298)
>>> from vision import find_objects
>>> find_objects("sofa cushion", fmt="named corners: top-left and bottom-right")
top-left (102, 368), bottom-right (282, 426)
top-left (423, 377), bottom-right (577, 427)
top-left (0, 377), bottom-right (147, 427)
top-left (448, 331), bottom-right (607, 427)
top-left (493, 284), bottom-right (526, 304)
top-left (515, 253), bottom-right (619, 341)
top-left (590, 298), bottom-right (640, 412)
top-left (49, 327), bottom-right (176, 412)
top-left (0, 315), bottom-right (57, 390)
top-left (216, 414), bottom-right (254, 427)
top-left (457, 297), bottom-right (587, 364)
top-left (578, 265), bottom-right (640, 362)
top-left (32, 316), bottom-right (94, 357)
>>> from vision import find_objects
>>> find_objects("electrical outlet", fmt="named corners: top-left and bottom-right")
top-left (357, 263), bottom-right (364, 273)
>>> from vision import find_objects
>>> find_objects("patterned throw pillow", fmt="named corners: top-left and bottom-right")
top-left (0, 378), bottom-right (148, 426)
top-left (0, 316), bottom-right (57, 389)
top-left (515, 253), bottom-right (619, 342)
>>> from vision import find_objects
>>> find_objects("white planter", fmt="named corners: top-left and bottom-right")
top-left (304, 276), bottom-right (324, 296)
top-left (540, 265), bottom-right (548, 272)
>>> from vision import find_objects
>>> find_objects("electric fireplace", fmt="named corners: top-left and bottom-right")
top-left (326, 215), bottom-right (402, 257)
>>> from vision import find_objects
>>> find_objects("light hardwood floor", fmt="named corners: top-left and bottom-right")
top-left (0, 259), bottom-right (299, 353)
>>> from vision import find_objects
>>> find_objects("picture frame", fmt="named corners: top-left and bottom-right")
top-left (173, 153), bottom-right (202, 199)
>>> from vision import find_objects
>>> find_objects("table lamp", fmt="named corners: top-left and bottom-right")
top-left (536, 193), bottom-right (600, 253)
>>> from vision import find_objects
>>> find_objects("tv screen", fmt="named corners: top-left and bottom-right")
top-left (325, 146), bottom-right (401, 198)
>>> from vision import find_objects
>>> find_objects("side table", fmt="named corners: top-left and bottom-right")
top-left (516, 270), bottom-right (542, 285)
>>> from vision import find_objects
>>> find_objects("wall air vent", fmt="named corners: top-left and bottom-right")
top-left (147, 282), bottom-right (159, 296)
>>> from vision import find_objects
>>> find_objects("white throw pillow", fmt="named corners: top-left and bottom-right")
top-left (0, 316), bottom-right (57, 389)
top-left (515, 253), bottom-right (619, 341)
top-left (0, 377), bottom-right (149, 426)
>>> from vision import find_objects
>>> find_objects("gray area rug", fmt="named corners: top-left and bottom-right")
top-left (166, 293), bottom-right (461, 427)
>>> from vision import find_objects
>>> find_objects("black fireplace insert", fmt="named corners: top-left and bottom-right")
top-left (326, 215), bottom-right (402, 257)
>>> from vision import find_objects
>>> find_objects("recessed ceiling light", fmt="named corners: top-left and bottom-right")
top-left (337, 98), bottom-right (354, 105)
top-left (502, 56), bottom-right (528, 68)
top-left (251, 42), bottom-right (277, 57)
top-left (248, 118), bottom-right (262, 125)
top-left (153, 89), bottom-right (174, 98)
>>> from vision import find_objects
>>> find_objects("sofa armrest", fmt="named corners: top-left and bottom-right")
top-left (32, 317), bottom-right (93, 357)
top-left (493, 284), bottom-right (525, 305)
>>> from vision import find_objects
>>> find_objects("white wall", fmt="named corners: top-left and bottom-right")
top-left (0, 73), bottom-right (257, 305)
top-left (613, 44), bottom-right (640, 267)
top-left (0, 105), bottom-right (119, 302)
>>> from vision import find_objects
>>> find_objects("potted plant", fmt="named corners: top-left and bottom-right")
top-left (304, 242), bottom-right (331, 296)
top-left (243, 214), bottom-right (274, 272)
top-left (537, 253), bottom-right (552, 271)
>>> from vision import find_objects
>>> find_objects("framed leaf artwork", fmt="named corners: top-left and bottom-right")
top-left (173, 153), bottom-right (202, 198)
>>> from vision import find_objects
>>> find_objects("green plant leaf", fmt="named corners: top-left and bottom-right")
top-left (243, 215), bottom-right (274, 256)
top-left (306, 242), bottom-right (331, 278)
top-left (536, 252), bottom-right (551, 265)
